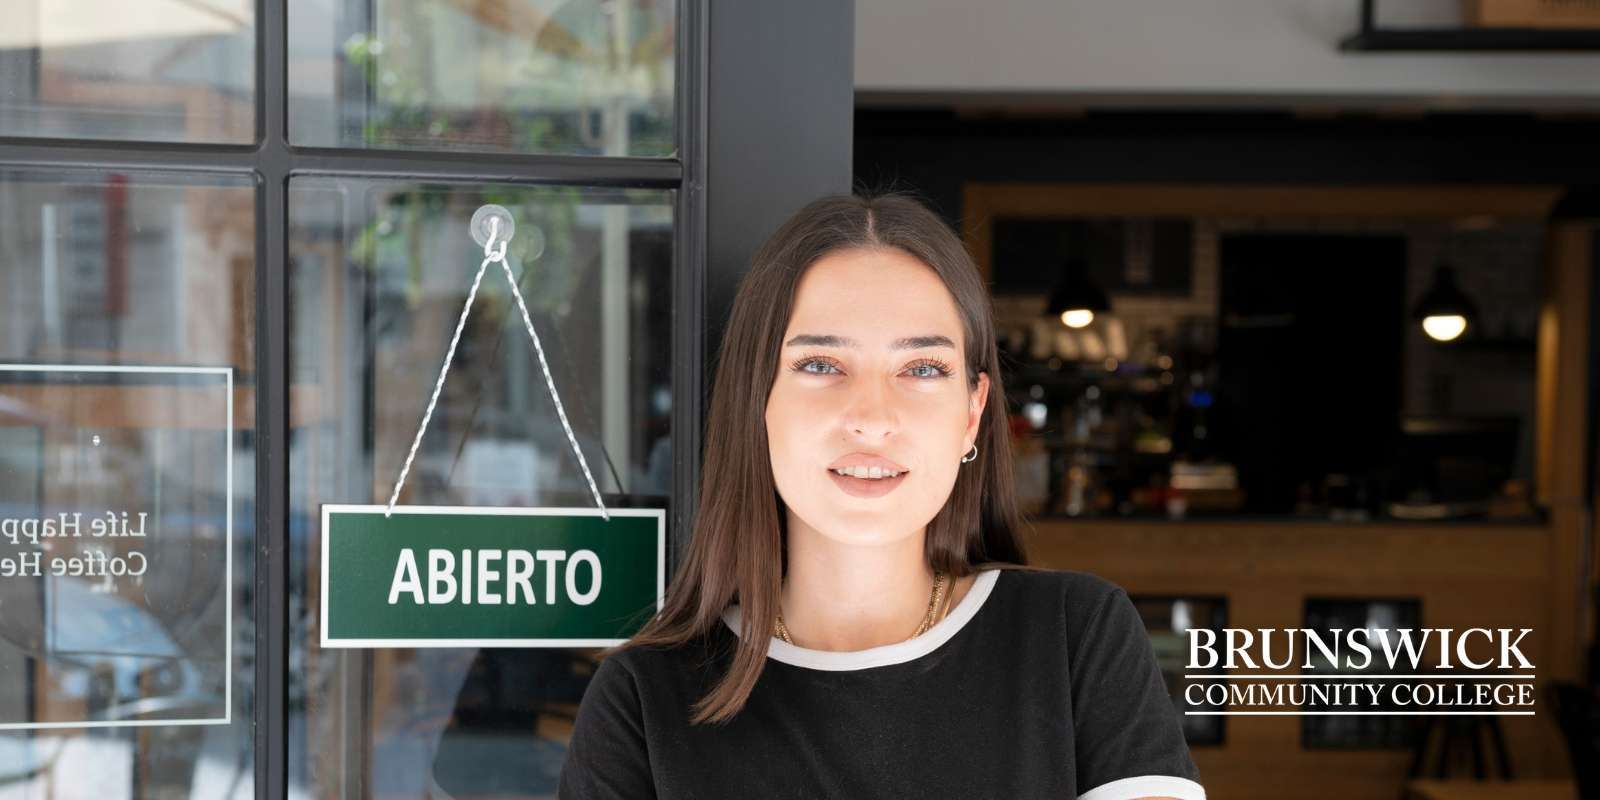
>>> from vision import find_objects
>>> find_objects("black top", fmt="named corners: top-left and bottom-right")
top-left (559, 568), bottom-right (1206, 799)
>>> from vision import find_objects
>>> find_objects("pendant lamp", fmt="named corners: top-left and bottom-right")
top-left (1044, 259), bottom-right (1111, 329)
top-left (1411, 265), bottom-right (1477, 343)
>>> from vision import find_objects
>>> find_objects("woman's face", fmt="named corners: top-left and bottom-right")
top-left (765, 246), bottom-right (989, 548)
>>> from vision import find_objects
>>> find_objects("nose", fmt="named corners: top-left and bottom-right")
top-left (841, 375), bottom-right (897, 441)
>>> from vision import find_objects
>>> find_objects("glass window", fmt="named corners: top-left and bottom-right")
top-left (287, 179), bottom-right (672, 797)
top-left (1130, 594), bottom-right (1228, 746)
top-left (995, 216), bottom-right (1544, 524)
top-left (0, 169), bottom-right (256, 795)
top-left (1302, 597), bottom-right (1424, 749)
top-left (0, 2), bottom-right (254, 143)
top-left (288, 0), bottom-right (676, 156)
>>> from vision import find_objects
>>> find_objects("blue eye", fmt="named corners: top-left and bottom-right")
top-left (906, 361), bottom-right (953, 379)
top-left (788, 355), bottom-right (954, 380)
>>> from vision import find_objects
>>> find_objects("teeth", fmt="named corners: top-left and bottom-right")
top-left (832, 466), bottom-right (901, 479)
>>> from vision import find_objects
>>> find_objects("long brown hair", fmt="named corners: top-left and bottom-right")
top-left (623, 192), bottom-right (1029, 724)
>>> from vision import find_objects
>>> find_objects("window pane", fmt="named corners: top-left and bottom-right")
top-left (1130, 595), bottom-right (1228, 746)
top-left (287, 178), bottom-right (673, 797)
top-left (0, 169), bottom-right (256, 796)
top-left (1302, 597), bottom-right (1425, 749)
top-left (995, 216), bottom-right (1544, 524)
top-left (289, 0), bottom-right (676, 156)
top-left (0, 2), bottom-right (254, 143)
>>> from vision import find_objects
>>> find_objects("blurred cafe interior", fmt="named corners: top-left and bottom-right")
top-left (0, 1), bottom-right (1598, 799)
top-left (851, 2), bottom-right (1600, 798)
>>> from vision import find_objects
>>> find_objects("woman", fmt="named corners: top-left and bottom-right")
top-left (559, 194), bottom-right (1205, 799)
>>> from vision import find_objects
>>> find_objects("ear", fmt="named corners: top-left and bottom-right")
top-left (964, 370), bottom-right (990, 451)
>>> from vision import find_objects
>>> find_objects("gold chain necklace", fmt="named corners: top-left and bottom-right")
top-left (774, 571), bottom-right (949, 646)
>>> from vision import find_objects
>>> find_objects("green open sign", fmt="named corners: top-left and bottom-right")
top-left (320, 505), bottom-right (664, 648)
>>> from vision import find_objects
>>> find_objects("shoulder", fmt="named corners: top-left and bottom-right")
top-left (983, 567), bottom-right (1145, 645)
top-left (991, 566), bottom-right (1129, 611)
top-left (589, 631), bottom-right (732, 700)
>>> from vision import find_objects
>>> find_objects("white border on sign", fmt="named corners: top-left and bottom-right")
top-left (320, 503), bottom-right (667, 649)
top-left (0, 364), bottom-right (233, 731)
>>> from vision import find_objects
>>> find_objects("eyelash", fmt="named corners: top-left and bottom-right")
top-left (788, 353), bottom-right (954, 380)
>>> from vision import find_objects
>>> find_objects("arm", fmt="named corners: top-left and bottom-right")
top-left (1070, 585), bottom-right (1207, 800)
top-left (558, 655), bottom-right (657, 800)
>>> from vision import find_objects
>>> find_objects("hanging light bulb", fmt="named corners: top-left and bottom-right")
top-left (1061, 309), bottom-right (1095, 328)
top-left (1421, 315), bottom-right (1467, 342)
top-left (1411, 265), bottom-right (1478, 343)
top-left (1045, 259), bottom-right (1110, 330)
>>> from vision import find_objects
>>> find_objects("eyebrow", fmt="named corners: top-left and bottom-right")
top-left (783, 334), bottom-right (957, 351)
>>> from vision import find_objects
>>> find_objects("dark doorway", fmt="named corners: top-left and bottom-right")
top-left (1216, 234), bottom-right (1406, 515)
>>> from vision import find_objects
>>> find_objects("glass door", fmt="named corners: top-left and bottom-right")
top-left (0, 1), bottom-right (701, 796)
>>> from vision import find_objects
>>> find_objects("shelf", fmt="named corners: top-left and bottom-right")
top-left (1029, 512), bottom-right (1546, 527)
top-left (1341, 26), bottom-right (1600, 52)
top-left (1341, 0), bottom-right (1600, 52)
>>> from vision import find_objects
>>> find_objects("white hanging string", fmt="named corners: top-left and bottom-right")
top-left (383, 228), bottom-right (494, 516)
top-left (493, 246), bottom-right (611, 521)
top-left (385, 215), bottom-right (610, 521)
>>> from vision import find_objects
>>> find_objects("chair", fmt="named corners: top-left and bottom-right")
top-left (1406, 713), bottom-right (1513, 780)
top-left (1548, 682), bottom-right (1600, 800)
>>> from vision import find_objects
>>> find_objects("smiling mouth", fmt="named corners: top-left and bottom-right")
top-left (826, 468), bottom-right (909, 499)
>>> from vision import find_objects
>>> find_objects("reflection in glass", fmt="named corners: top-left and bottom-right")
top-left (289, 0), bottom-right (675, 156)
top-left (0, 170), bottom-right (256, 796)
top-left (0, 1), bottom-right (254, 143)
top-left (1303, 597), bottom-right (1424, 749)
top-left (1130, 595), bottom-right (1227, 746)
top-left (288, 179), bottom-right (672, 797)
top-left (993, 215), bottom-right (1543, 523)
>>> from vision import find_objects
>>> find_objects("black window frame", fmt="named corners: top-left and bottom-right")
top-left (0, 1), bottom-right (709, 794)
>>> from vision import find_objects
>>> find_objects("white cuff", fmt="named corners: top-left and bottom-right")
top-left (1079, 775), bottom-right (1207, 800)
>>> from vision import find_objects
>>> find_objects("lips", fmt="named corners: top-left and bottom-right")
top-left (827, 468), bottom-right (909, 499)
top-left (827, 453), bottom-right (910, 472)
